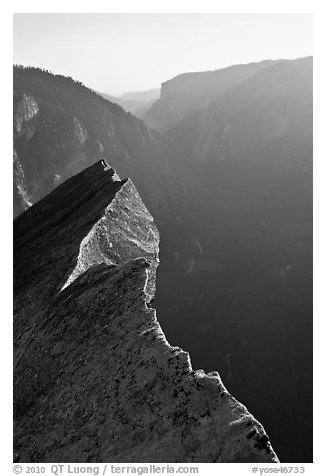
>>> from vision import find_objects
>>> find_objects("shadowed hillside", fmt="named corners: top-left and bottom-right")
top-left (13, 66), bottom-right (182, 222)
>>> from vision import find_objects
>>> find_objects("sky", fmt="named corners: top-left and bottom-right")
top-left (13, 13), bottom-right (312, 96)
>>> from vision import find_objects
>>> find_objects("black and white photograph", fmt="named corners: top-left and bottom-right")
top-left (10, 6), bottom-right (317, 472)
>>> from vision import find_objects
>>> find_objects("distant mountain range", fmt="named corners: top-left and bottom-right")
top-left (13, 57), bottom-right (313, 462)
top-left (97, 88), bottom-right (160, 118)
top-left (120, 88), bottom-right (160, 103)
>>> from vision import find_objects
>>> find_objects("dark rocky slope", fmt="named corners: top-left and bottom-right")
top-left (14, 161), bottom-right (278, 463)
top-left (13, 66), bottom-right (182, 221)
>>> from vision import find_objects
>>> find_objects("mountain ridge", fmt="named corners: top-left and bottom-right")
top-left (144, 56), bottom-right (312, 134)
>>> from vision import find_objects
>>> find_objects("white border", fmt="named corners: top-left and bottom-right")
top-left (2, 2), bottom-right (324, 473)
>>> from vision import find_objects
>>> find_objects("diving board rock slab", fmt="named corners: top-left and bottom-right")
top-left (13, 160), bottom-right (278, 463)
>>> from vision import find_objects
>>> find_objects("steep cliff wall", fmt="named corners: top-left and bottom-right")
top-left (14, 160), bottom-right (278, 463)
top-left (144, 60), bottom-right (274, 132)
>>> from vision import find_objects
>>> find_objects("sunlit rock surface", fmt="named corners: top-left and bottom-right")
top-left (13, 161), bottom-right (278, 463)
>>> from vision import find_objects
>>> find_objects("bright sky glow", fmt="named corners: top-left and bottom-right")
top-left (13, 13), bottom-right (312, 95)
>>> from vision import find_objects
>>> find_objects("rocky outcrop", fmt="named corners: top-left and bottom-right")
top-left (13, 149), bottom-right (33, 214)
top-left (13, 92), bottom-right (39, 215)
top-left (14, 160), bottom-right (278, 463)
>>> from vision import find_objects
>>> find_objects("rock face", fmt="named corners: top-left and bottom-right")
top-left (14, 160), bottom-right (278, 463)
